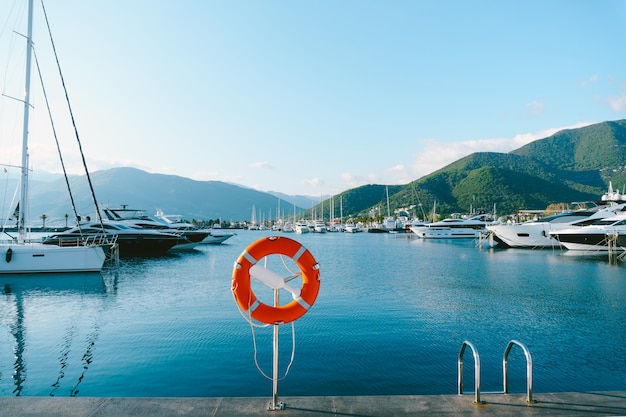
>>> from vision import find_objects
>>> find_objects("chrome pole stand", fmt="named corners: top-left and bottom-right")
top-left (268, 290), bottom-right (285, 411)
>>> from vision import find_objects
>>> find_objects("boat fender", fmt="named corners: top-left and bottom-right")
top-left (5, 248), bottom-right (12, 263)
top-left (232, 236), bottom-right (320, 325)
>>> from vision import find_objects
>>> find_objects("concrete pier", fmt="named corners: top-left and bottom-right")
top-left (1, 391), bottom-right (625, 416)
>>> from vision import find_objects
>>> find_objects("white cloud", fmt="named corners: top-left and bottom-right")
top-left (582, 75), bottom-right (626, 114)
top-left (220, 174), bottom-right (245, 183)
top-left (608, 95), bottom-right (626, 113)
top-left (580, 74), bottom-right (599, 87)
top-left (302, 177), bottom-right (323, 189)
top-left (385, 164), bottom-right (413, 185)
top-left (250, 161), bottom-right (273, 169)
top-left (523, 101), bottom-right (545, 117)
top-left (339, 172), bottom-right (379, 190)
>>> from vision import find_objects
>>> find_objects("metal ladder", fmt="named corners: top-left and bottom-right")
top-left (457, 339), bottom-right (535, 404)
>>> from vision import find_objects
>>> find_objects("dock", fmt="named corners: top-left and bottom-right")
top-left (1, 391), bottom-right (625, 416)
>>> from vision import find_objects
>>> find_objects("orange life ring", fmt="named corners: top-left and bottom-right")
top-left (232, 236), bottom-right (320, 324)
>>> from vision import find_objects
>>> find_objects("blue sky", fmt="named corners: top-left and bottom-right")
top-left (1, 0), bottom-right (625, 196)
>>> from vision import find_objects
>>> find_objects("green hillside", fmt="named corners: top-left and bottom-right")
top-left (511, 119), bottom-right (626, 186)
top-left (329, 184), bottom-right (404, 220)
top-left (320, 119), bottom-right (626, 219)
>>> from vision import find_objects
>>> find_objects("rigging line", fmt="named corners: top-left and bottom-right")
top-left (1, 168), bottom-right (10, 231)
top-left (412, 183), bottom-right (427, 221)
top-left (39, 0), bottom-right (103, 224)
top-left (250, 319), bottom-right (297, 382)
top-left (32, 48), bottom-right (82, 234)
top-left (0, 0), bottom-right (23, 92)
top-left (279, 253), bottom-right (300, 280)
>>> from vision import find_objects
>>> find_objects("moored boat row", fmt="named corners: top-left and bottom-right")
top-left (484, 184), bottom-right (626, 251)
top-left (41, 207), bottom-right (235, 259)
top-left (485, 202), bottom-right (626, 249)
top-left (409, 212), bottom-right (496, 239)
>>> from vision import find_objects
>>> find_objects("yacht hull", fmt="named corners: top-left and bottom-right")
top-left (43, 232), bottom-right (179, 257)
top-left (486, 224), bottom-right (562, 248)
top-left (0, 244), bottom-right (105, 274)
top-left (409, 226), bottom-right (486, 239)
top-left (551, 232), bottom-right (620, 251)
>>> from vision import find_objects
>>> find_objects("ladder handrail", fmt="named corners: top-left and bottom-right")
top-left (503, 339), bottom-right (534, 403)
top-left (457, 340), bottom-right (481, 404)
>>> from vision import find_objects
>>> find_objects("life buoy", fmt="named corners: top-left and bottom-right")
top-left (232, 236), bottom-right (320, 324)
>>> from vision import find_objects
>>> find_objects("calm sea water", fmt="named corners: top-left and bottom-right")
top-left (0, 230), bottom-right (624, 398)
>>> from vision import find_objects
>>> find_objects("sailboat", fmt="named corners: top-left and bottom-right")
top-left (368, 186), bottom-right (396, 233)
top-left (0, 0), bottom-right (105, 273)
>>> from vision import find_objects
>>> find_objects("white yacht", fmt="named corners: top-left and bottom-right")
top-left (549, 212), bottom-right (626, 251)
top-left (205, 228), bottom-right (236, 244)
top-left (409, 213), bottom-right (496, 239)
top-left (294, 223), bottom-right (310, 234)
top-left (486, 184), bottom-right (626, 248)
top-left (312, 220), bottom-right (327, 233)
top-left (105, 208), bottom-right (209, 249)
top-left (486, 203), bottom-right (626, 248)
top-left (154, 210), bottom-right (234, 244)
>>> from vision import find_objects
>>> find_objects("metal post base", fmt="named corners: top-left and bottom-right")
top-left (268, 401), bottom-right (285, 411)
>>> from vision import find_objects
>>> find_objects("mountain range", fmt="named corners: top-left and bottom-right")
top-left (7, 169), bottom-right (314, 227)
top-left (3, 119), bottom-right (625, 227)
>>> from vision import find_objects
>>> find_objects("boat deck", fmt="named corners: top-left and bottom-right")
top-left (1, 391), bottom-right (625, 416)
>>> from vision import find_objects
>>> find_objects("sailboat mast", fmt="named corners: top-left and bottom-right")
top-left (18, 0), bottom-right (34, 242)
top-left (340, 195), bottom-right (343, 225)
top-left (386, 186), bottom-right (390, 217)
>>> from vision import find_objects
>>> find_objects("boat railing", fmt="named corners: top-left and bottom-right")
top-left (85, 233), bottom-right (116, 247)
top-left (458, 340), bottom-right (535, 405)
top-left (54, 233), bottom-right (117, 249)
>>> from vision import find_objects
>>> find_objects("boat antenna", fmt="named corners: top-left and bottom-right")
top-left (40, 0), bottom-right (103, 224)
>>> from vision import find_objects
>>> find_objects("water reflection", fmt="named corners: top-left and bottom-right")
top-left (0, 273), bottom-right (106, 396)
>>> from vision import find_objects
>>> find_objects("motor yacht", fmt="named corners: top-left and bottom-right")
top-left (486, 203), bottom-right (626, 248)
top-left (409, 212), bottom-right (496, 239)
top-left (549, 212), bottom-right (626, 251)
top-left (43, 221), bottom-right (180, 257)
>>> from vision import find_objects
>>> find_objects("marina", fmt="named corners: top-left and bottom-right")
top-left (1, 3), bottom-right (624, 414)
top-left (1, 230), bottom-right (624, 403)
